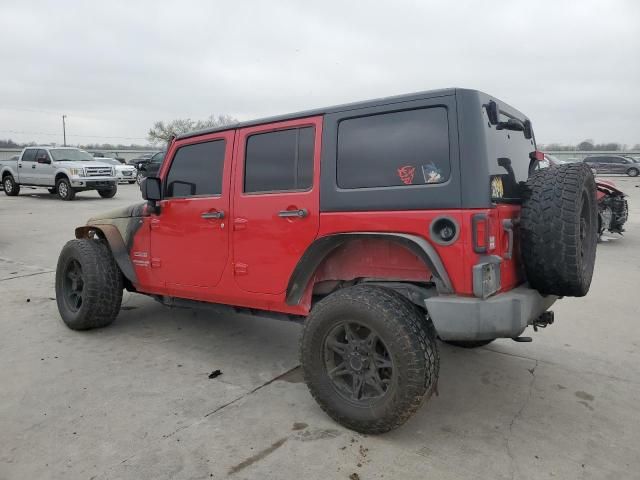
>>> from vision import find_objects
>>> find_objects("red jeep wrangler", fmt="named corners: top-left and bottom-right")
top-left (55, 88), bottom-right (598, 433)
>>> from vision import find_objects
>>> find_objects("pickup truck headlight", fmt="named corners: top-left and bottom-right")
top-left (111, 167), bottom-right (116, 176)
top-left (69, 168), bottom-right (84, 177)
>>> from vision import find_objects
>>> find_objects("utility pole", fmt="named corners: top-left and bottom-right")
top-left (62, 115), bottom-right (67, 146)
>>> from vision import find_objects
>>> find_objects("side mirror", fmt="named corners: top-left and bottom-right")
top-left (37, 157), bottom-right (51, 164)
top-left (141, 177), bottom-right (161, 201)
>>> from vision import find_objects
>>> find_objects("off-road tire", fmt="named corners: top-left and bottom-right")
top-left (55, 239), bottom-right (123, 330)
top-left (56, 177), bottom-right (75, 201)
top-left (444, 339), bottom-right (494, 348)
top-left (98, 185), bottom-right (117, 198)
top-left (48, 187), bottom-right (57, 194)
top-left (521, 163), bottom-right (598, 297)
top-left (627, 167), bottom-right (639, 177)
top-left (300, 285), bottom-right (439, 434)
top-left (3, 175), bottom-right (20, 196)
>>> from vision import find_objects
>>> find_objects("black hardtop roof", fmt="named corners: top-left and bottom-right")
top-left (177, 87), bottom-right (471, 140)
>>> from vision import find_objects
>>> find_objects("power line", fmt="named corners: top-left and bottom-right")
top-left (0, 129), bottom-right (147, 141)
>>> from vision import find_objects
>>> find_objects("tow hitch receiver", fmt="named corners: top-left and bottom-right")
top-left (533, 310), bottom-right (555, 332)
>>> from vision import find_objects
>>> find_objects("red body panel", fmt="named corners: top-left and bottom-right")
top-left (128, 117), bottom-right (523, 316)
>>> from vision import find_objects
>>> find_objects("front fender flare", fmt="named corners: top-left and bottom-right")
top-left (285, 232), bottom-right (453, 305)
top-left (75, 224), bottom-right (137, 285)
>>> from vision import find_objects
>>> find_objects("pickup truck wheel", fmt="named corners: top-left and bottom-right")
top-left (56, 178), bottom-right (75, 201)
top-left (300, 285), bottom-right (439, 434)
top-left (98, 185), bottom-right (117, 198)
top-left (627, 167), bottom-right (639, 177)
top-left (521, 163), bottom-right (598, 297)
top-left (3, 175), bottom-right (20, 196)
top-left (55, 239), bottom-right (123, 330)
top-left (444, 339), bottom-right (494, 348)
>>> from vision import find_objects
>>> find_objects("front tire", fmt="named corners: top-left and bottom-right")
top-left (627, 167), bottom-right (639, 177)
top-left (98, 185), bottom-right (117, 198)
top-left (55, 239), bottom-right (123, 330)
top-left (56, 177), bottom-right (75, 200)
top-left (300, 285), bottom-right (439, 434)
top-left (3, 175), bottom-right (20, 196)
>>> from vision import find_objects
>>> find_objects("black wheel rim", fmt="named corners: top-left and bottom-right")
top-left (323, 321), bottom-right (394, 404)
top-left (63, 259), bottom-right (84, 312)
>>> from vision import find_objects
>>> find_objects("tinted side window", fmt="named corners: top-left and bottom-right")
top-left (337, 107), bottom-right (450, 189)
top-left (244, 127), bottom-right (314, 193)
top-left (35, 149), bottom-right (49, 161)
top-left (165, 140), bottom-right (225, 198)
top-left (22, 149), bottom-right (37, 162)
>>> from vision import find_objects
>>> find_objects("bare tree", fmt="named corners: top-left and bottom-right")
top-left (147, 114), bottom-right (237, 145)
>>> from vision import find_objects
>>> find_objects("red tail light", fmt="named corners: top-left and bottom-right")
top-left (529, 150), bottom-right (545, 161)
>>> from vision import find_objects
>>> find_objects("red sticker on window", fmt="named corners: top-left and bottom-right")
top-left (397, 165), bottom-right (416, 185)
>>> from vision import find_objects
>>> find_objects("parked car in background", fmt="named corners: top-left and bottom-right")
top-left (583, 155), bottom-right (639, 177)
top-left (542, 153), bottom-right (628, 237)
top-left (92, 151), bottom-right (126, 163)
top-left (101, 158), bottom-right (137, 184)
top-left (129, 152), bottom-right (157, 166)
top-left (1, 147), bottom-right (118, 200)
top-left (136, 151), bottom-right (165, 184)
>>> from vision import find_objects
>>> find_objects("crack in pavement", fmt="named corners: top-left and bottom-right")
top-left (100, 364), bottom-right (301, 477)
top-left (505, 359), bottom-right (538, 480)
top-left (0, 270), bottom-right (55, 282)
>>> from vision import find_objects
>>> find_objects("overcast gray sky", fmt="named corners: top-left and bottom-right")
top-left (1, 0), bottom-right (639, 147)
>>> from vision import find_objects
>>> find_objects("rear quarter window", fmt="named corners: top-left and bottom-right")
top-left (337, 107), bottom-right (450, 189)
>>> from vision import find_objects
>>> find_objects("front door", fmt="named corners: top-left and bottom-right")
top-left (150, 131), bottom-right (234, 297)
top-left (33, 149), bottom-right (56, 185)
top-left (232, 117), bottom-right (322, 294)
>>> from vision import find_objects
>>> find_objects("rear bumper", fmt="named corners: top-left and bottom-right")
top-left (425, 285), bottom-right (557, 341)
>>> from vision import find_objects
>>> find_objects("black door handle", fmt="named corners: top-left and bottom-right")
top-left (32, 165), bottom-right (36, 169)
top-left (278, 208), bottom-right (308, 218)
top-left (201, 211), bottom-right (224, 219)
top-left (18, 164), bottom-right (22, 168)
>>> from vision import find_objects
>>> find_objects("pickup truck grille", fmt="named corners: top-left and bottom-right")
top-left (85, 167), bottom-right (112, 177)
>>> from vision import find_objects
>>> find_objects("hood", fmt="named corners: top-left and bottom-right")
top-left (54, 160), bottom-right (114, 169)
top-left (88, 202), bottom-right (148, 222)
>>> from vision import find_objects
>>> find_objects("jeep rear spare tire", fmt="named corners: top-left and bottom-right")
top-left (300, 285), bottom-right (439, 434)
top-left (55, 239), bottom-right (123, 330)
top-left (521, 163), bottom-right (597, 297)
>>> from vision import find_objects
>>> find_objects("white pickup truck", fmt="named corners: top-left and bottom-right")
top-left (1, 146), bottom-right (118, 200)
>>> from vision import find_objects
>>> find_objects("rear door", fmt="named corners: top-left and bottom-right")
top-left (232, 117), bottom-right (322, 294)
top-left (611, 156), bottom-right (629, 174)
top-left (18, 148), bottom-right (37, 183)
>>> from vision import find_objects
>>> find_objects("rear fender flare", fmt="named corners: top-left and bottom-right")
top-left (75, 225), bottom-right (137, 285)
top-left (285, 232), bottom-right (453, 305)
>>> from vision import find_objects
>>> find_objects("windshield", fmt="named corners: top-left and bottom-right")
top-left (50, 149), bottom-right (95, 162)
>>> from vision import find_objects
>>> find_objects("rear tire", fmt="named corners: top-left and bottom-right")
top-left (56, 177), bottom-right (75, 201)
top-left (300, 285), bottom-right (439, 434)
top-left (3, 175), bottom-right (20, 196)
top-left (55, 239), bottom-right (123, 330)
top-left (98, 185), bottom-right (117, 198)
top-left (627, 167), bottom-right (639, 177)
top-left (521, 163), bottom-right (598, 297)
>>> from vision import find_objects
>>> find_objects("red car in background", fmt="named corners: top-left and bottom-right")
top-left (542, 154), bottom-right (628, 236)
